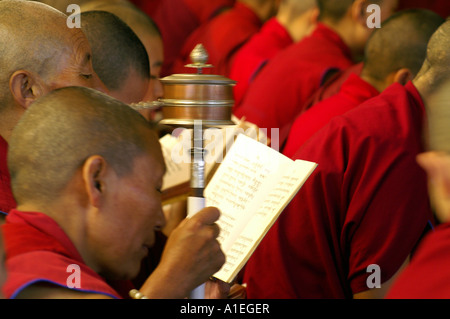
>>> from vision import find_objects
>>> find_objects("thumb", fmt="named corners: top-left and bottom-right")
top-left (189, 206), bottom-right (221, 225)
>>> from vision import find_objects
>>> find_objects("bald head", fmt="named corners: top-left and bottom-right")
top-left (0, 1), bottom-right (69, 108)
top-left (414, 20), bottom-right (450, 94)
top-left (362, 9), bottom-right (445, 82)
top-left (81, 1), bottom-right (161, 37)
top-left (8, 86), bottom-right (161, 206)
top-left (317, 0), bottom-right (388, 22)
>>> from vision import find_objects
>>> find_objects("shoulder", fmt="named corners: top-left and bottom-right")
top-left (14, 282), bottom-right (114, 299)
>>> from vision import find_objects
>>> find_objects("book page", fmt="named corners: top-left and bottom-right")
top-left (212, 160), bottom-right (317, 283)
top-left (204, 134), bottom-right (316, 283)
top-left (160, 118), bottom-right (269, 194)
top-left (159, 133), bottom-right (191, 191)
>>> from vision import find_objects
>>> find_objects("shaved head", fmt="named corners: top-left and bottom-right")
top-left (415, 20), bottom-right (450, 92)
top-left (279, 0), bottom-right (316, 16)
top-left (8, 86), bottom-right (161, 206)
top-left (81, 1), bottom-right (161, 38)
top-left (362, 9), bottom-right (445, 81)
top-left (0, 0), bottom-right (70, 109)
top-left (317, 0), bottom-right (386, 22)
top-left (317, 0), bottom-right (354, 21)
top-left (80, 10), bottom-right (150, 92)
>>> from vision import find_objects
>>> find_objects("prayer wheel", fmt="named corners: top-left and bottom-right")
top-left (158, 44), bottom-right (236, 127)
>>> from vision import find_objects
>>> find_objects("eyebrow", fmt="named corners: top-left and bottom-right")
top-left (152, 60), bottom-right (163, 68)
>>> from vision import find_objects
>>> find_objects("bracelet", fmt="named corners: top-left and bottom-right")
top-left (129, 289), bottom-right (148, 299)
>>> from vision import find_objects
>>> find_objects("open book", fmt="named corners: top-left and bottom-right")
top-left (160, 116), bottom-right (269, 204)
top-left (206, 134), bottom-right (317, 283)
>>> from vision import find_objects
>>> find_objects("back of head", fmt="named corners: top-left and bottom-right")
top-left (0, 0), bottom-right (70, 110)
top-left (278, 0), bottom-right (316, 17)
top-left (8, 86), bottom-right (158, 206)
top-left (80, 10), bottom-right (150, 92)
top-left (317, 0), bottom-right (355, 22)
top-left (362, 9), bottom-right (445, 82)
top-left (81, 1), bottom-right (161, 39)
top-left (414, 20), bottom-right (450, 94)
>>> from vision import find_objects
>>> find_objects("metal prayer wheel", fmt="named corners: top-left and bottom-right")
top-left (158, 44), bottom-right (236, 127)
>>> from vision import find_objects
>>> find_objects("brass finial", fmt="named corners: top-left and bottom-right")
top-left (185, 44), bottom-right (213, 73)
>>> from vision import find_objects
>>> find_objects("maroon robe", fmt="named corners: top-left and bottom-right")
top-left (234, 23), bottom-right (354, 137)
top-left (243, 82), bottom-right (433, 298)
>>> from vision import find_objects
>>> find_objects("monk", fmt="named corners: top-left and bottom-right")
top-left (80, 1), bottom-right (165, 122)
top-left (129, 0), bottom-right (235, 77)
top-left (2, 86), bottom-right (226, 299)
top-left (234, 0), bottom-right (398, 137)
top-left (300, 0), bottom-right (450, 114)
top-left (80, 10), bottom-right (150, 104)
top-left (283, 9), bottom-right (442, 157)
top-left (0, 0), bottom-right (106, 218)
top-left (387, 80), bottom-right (450, 298)
top-left (170, 0), bottom-right (281, 76)
top-left (230, 0), bottom-right (318, 109)
top-left (243, 18), bottom-right (450, 299)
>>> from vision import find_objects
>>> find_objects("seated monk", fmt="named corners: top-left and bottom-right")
top-left (2, 87), bottom-right (226, 299)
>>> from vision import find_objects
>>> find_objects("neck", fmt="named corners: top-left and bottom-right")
top-left (413, 70), bottom-right (443, 108)
top-left (320, 18), bottom-right (362, 62)
top-left (0, 105), bottom-right (24, 143)
top-left (360, 68), bottom-right (386, 93)
top-left (278, 10), bottom-right (317, 42)
top-left (18, 196), bottom-right (98, 272)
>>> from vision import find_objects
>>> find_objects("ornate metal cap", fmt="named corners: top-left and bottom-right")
top-left (158, 44), bottom-right (236, 128)
top-left (184, 43), bottom-right (213, 73)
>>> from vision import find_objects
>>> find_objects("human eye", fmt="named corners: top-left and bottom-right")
top-left (80, 73), bottom-right (93, 80)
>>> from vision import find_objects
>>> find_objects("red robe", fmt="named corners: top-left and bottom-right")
top-left (129, 0), bottom-right (235, 77)
top-left (229, 17), bottom-right (293, 110)
top-left (0, 136), bottom-right (16, 215)
top-left (170, 2), bottom-right (263, 76)
top-left (387, 223), bottom-right (450, 299)
top-left (302, 63), bottom-right (364, 111)
top-left (282, 73), bottom-right (379, 158)
top-left (2, 210), bottom-right (130, 299)
top-left (242, 82), bottom-right (433, 298)
top-left (234, 23), bottom-right (354, 136)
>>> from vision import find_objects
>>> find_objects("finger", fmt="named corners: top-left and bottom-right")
top-left (191, 206), bottom-right (221, 225)
top-left (209, 223), bottom-right (221, 239)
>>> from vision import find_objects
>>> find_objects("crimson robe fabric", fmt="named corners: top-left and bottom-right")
top-left (229, 17), bottom-right (293, 110)
top-left (0, 136), bottom-right (16, 216)
top-left (387, 223), bottom-right (450, 299)
top-left (129, 0), bottom-right (235, 77)
top-left (282, 73), bottom-right (379, 158)
top-left (2, 210), bottom-right (126, 299)
top-left (302, 63), bottom-right (364, 112)
top-left (234, 23), bottom-right (354, 136)
top-left (398, 0), bottom-right (450, 18)
top-left (170, 2), bottom-right (262, 76)
top-left (242, 82), bottom-right (433, 298)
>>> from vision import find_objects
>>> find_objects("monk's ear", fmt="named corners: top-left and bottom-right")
top-left (351, 0), bottom-right (370, 26)
top-left (393, 68), bottom-right (413, 86)
top-left (9, 70), bottom-right (47, 109)
top-left (309, 6), bottom-right (320, 25)
top-left (82, 155), bottom-right (108, 208)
